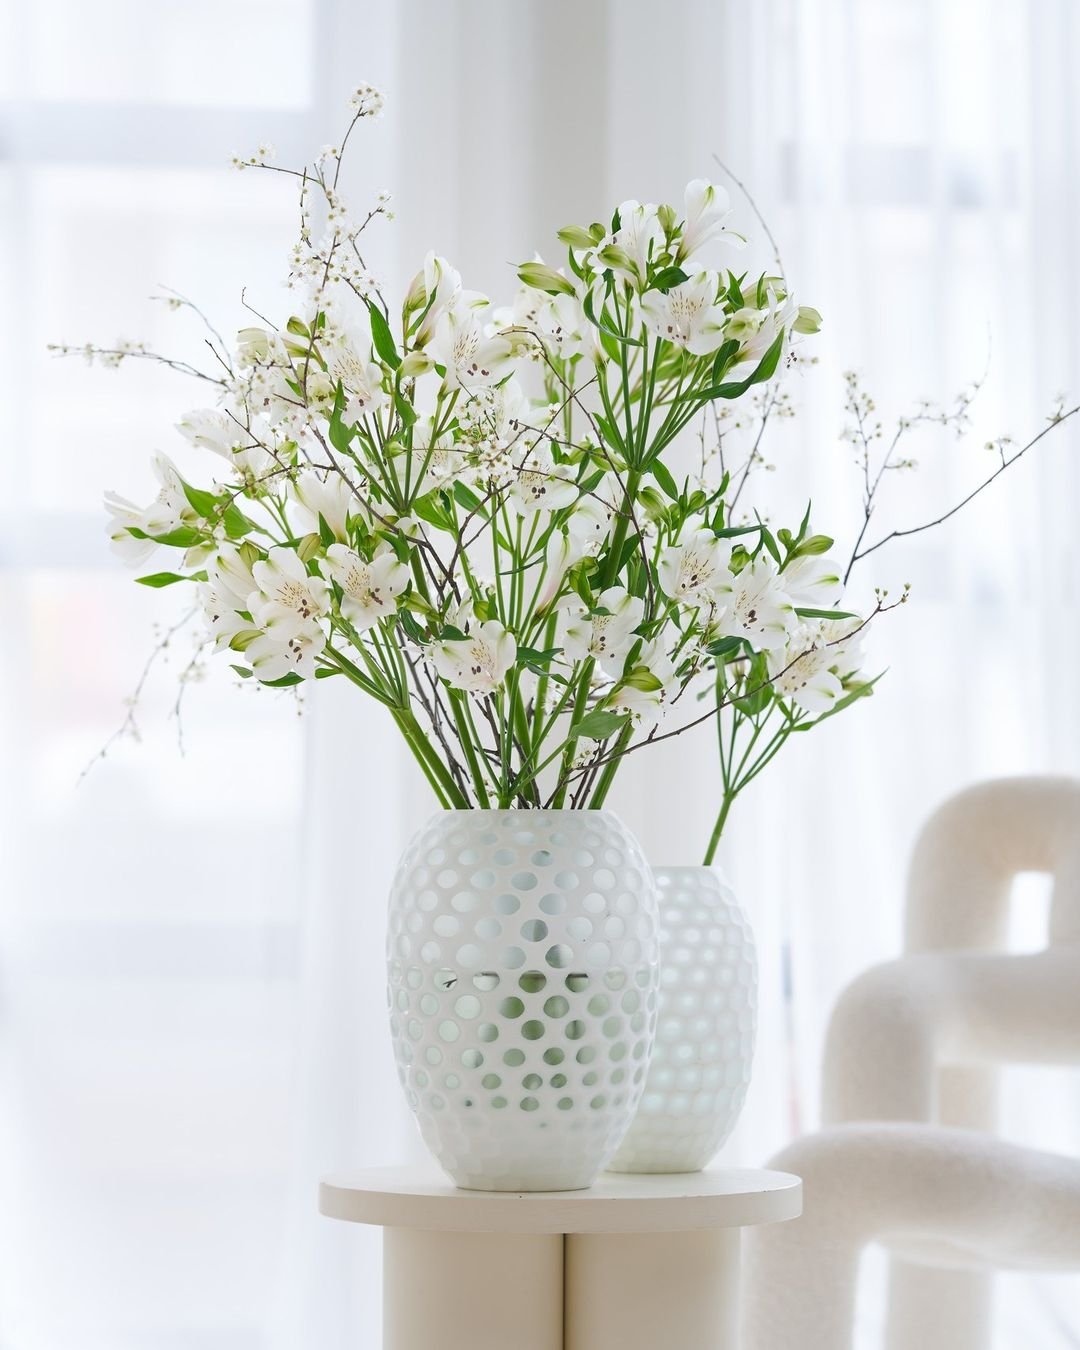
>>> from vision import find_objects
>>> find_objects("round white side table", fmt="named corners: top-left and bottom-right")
top-left (319, 1166), bottom-right (802, 1350)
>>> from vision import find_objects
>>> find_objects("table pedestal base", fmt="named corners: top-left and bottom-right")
top-left (383, 1226), bottom-right (740, 1350)
top-left (384, 1228), bottom-right (563, 1350)
top-left (566, 1229), bottom-right (740, 1350)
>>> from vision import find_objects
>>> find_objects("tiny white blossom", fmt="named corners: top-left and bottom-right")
top-left (348, 83), bottom-right (384, 118)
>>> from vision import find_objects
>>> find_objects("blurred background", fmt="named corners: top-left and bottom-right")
top-left (0, 0), bottom-right (1078, 1345)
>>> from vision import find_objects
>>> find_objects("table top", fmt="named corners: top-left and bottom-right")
top-left (319, 1165), bottom-right (802, 1234)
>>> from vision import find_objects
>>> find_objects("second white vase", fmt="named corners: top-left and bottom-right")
top-left (608, 865), bottom-right (756, 1173)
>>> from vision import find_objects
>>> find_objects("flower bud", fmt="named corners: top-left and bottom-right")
top-left (516, 261), bottom-right (576, 296)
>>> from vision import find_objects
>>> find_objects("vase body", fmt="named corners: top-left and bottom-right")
top-left (608, 865), bottom-right (756, 1173)
top-left (387, 809), bottom-right (660, 1191)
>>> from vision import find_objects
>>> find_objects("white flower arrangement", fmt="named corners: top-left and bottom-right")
top-left (62, 85), bottom-right (1077, 842)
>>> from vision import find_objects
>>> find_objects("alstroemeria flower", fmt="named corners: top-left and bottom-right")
top-left (247, 619), bottom-right (327, 682)
top-left (780, 553), bottom-right (843, 607)
top-left (325, 544), bottom-right (408, 630)
top-left (401, 417), bottom-right (463, 498)
top-left (768, 617), bottom-right (863, 713)
top-left (598, 200), bottom-right (662, 288)
top-left (561, 586), bottom-right (645, 676)
top-left (726, 288), bottom-right (796, 366)
top-left (413, 253), bottom-right (488, 346)
top-left (642, 272), bottom-right (729, 355)
top-left (568, 473), bottom-right (621, 555)
top-left (431, 619), bottom-right (517, 694)
top-left (609, 639), bottom-right (678, 727)
top-left (322, 323), bottom-right (388, 419)
top-left (248, 546), bottom-right (330, 638)
top-left (658, 530), bottom-right (733, 605)
top-left (104, 453), bottom-right (193, 565)
top-left (508, 444), bottom-right (579, 517)
top-left (291, 470), bottom-right (358, 543)
top-left (428, 306), bottom-right (514, 390)
top-left (713, 555), bottom-right (795, 651)
top-left (676, 180), bottom-right (742, 263)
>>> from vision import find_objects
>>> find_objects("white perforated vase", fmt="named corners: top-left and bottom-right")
top-left (387, 810), bottom-right (661, 1191)
top-left (608, 865), bottom-right (756, 1173)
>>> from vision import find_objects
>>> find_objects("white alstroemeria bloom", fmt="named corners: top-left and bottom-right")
top-left (322, 321), bottom-right (388, 420)
top-left (247, 620), bottom-right (327, 682)
top-left (210, 543), bottom-right (257, 607)
top-left (413, 253), bottom-right (488, 346)
top-left (769, 617), bottom-right (863, 714)
top-left (177, 408), bottom-right (241, 456)
top-left (600, 200), bottom-right (662, 289)
top-left (511, 271), bottom-right (592, 359)
top-left (676, 180), bottom-right (741, 263)
top-left (642, 272), bottom-right (728, 355)
top-left (726, 288), bottom-right (796, 366)
top-left (713, 555), bottom-right (795, 651)
top-left (658, 530), bottom-right (733, 606)
top-left (325, 543), bottom-right (408, 630)
top-left (508, 443), bottom-right (579, 517)
top-left (568, 472), bottom-right (620, 555)
top-left (431, 619), bottom-right (517, 695)
top-left (291, 470), bottom-right (357, 542)
top-left (248, 545), bottom-right (330, 639)
top-left (780, 553), bottom-right (843, 607)
top-left (198, 579), bottom-right (251, 650)
top-left (536, 528), bottom-right (579, 611)
top-left (610, 639), bottom-right (678, 727)
top-left (561, 586), bottom-right (645, 676)
top-left (428, 306), bottom-right (514, 390)
top-left (105, 493), bottom-right (158, 565)
top-left (104, 453), bottom-right (194, 563)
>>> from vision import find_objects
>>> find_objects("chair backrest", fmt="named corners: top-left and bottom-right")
top-left (906, 775), bottom-right (1080, 954)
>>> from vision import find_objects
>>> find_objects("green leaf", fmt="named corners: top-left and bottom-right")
top-left (314, 667), bottom-right (340, 679)
top-left (223, 503), bottom-right (255, 539)
top-left (411, 494), bottom-right (454, 532)
top-left (147, 525), bottom-right (203, 549)
top-left (794, 607), bottom-right (858, 621)
top-left (706, 636), bottom-right (745, 659)
top-left (394, 388), bottom-right (417, 426)
top-left (794, 673), bottom-right (882, 729)
top-left (675, 330), bottom-right (786, 406)
top-left (571, 709), bottom-right (630, 741)
top-left (135, 571), bottom-right (194, 588)
top-left (453, 481), bottom-right (485, 515)
top-left (735, 652), bottom-right (774, 716)
top-left (260, 672), bottom-right (304, 687)
top-left (713, 523), bottom-right (765, 540)
top-left (651, 459), bottom-right (680, 501)
top-left (182, 481), bottom-right (220, 520)
top-left (317, 512), bottom-right (336, 550)
top-left (650, 265), bottom-right (689, 293)
top-left (366, 302), bottom-right (401, 369)
top-left (758, 525), bottom-right (782, 565)
top-left (230, 665), bottom-right (254, 679)
top-left (710, 338), bottom-right (740, 385)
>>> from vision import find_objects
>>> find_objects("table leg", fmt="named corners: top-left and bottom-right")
top-left (565, 1229), bottom-right (741, 1350)
top-left (383, 1227), bottom-right (563, 1350)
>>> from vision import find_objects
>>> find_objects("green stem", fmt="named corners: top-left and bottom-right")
top-left (449, 690), bottom-right (491, 807)
top-left (703, 791), bottom-right (735, 865)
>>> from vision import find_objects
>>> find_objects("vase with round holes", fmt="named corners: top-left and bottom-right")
top-left (607, 865), bottom-right (756, 1173)
top-left (387, 810), bottom-right (660, 1191)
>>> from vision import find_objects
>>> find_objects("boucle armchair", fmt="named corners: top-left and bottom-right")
top-left (744, 776), bottom-right (1080, 1350)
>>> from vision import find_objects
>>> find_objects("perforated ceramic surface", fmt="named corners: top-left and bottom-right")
top-left (608, 865), bottom-right (756, 1174)
top-left (387, 810), bottom-right (660, 1191)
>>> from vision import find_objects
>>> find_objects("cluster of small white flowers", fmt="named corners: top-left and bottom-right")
top-left (48, 338), bottom-right (147, 368)
top-left (348, 83), bottom-right (384, 118)
top-left (230, 143), bottom-right (275, 171)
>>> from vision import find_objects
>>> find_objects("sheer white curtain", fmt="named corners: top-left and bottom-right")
top-left (1, 2), bottom-right (1077, 1348)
